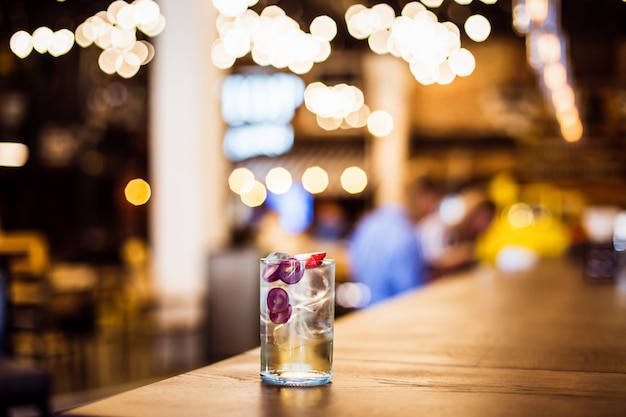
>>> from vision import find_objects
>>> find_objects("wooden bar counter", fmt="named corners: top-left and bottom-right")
top-left (58, 258), bottom-right (626, 416)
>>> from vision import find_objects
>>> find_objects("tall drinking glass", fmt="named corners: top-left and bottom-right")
top-left (260, 253), bottom-right (335, 386)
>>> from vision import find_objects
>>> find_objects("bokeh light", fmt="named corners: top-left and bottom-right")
top-left (211, 4), bottom-right (337, 74)
top-left (212, 0), bottom-right (256, 18)
top-left (265, 167), bottom-right (293, 195)
top-left (439, 194), bottom-right (466, 226)
top-left (336, 282), bottom-right (371, 309)
top-left (125, 178), bottom-right (151, 206)
top-left (421, 0), bottom-right (444, 7)
top-left (464, 14), bottom-right (491, 42)
top-left (614, 211), bottom-right (626, 251)
top-left (228, 167), bottom-right (256, 194)
top-left (507, 203), bottom-right (535, 229)
top-left (448, 48), bottom-right (476, 77)
top-left (0, 142), bottom-right (29, 167)
top-left (310, 15), bottom-right (338, 41)
top-left (240, 180), bottom-right (267, 207)
top-left (345, 1), bottom-right (480, 85)
top-left (32, 26), bottom-right (54, 53)
top-left (304, 81), bottom-right (369, 131)
top-left (367, 110), bottom-right (394, 137)
top-left (10, 0), bottom-right (164, 78)
top-left (340, 166), bottom-right (368, 194)
top-left (9, 31), bottom-right (33, 58)
top-left (302, 166), bottom-right (329, 194)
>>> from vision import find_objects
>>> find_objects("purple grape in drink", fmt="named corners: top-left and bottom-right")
top-left (260, 252), bottom-right (335, 387)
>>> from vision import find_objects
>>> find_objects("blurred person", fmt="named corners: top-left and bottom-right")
top-left (418, 188), bottom-right (496, 280)
top-left (311, 200), bottom-right (349, 241)
top-left (347, 177), bottom-right (444, 307)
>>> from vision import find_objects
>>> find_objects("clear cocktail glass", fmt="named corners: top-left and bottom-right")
top-left (260, 252), bottom-right (335, 386)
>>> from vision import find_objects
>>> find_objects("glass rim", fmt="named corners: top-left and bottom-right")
top-left (260, 257), bottom-right (335, 264)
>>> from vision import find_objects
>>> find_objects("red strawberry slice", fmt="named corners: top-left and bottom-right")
top-left (294, 251), bottom-right (327, 268)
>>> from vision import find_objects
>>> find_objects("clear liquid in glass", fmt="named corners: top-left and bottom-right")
top-left (260, 257), bottom-right (335, 386)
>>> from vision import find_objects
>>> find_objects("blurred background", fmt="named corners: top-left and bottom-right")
top-left (0, 0), bottom-right (625, 413)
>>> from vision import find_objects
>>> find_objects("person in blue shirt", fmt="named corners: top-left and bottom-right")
top-left (347, 177), bottom-right (443, 307)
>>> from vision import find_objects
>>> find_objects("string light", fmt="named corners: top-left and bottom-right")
top-left (345, 2), bottom-right (483, 85)
top-left (211, 4), bottom-right (337, 74)
top-left (514, 0), bottom-right (583, 142)
top-left (9, 0), bottom-right (165, 79)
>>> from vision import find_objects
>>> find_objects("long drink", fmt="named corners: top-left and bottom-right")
top-left (260, 253), bottom-right (335, 386)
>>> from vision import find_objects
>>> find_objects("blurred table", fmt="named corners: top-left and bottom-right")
top-left (58, 258), bottom-right (626, 417)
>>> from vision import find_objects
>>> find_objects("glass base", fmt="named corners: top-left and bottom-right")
top-left (261, 370), bottom-right (332, 387)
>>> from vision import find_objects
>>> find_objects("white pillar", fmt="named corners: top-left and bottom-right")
top-left (362, 54), bottom-right (413, 206)
top-left (149, 0), bottom-right (228, 328)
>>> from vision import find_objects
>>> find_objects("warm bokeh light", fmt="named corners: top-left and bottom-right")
top-left (367, 30), bottom-right (391, 55)
top-left (240, 180), bottom-right (267, 207)
top-left (98, 48), bottom-right (123, 74)
top-left (0, 142), bottom-right (29, 167)
top-left (301, 166), bottom-right (329, 194)
top-left (10, 0), bottom-right (164, 77)
top-left (345, 104), bottom-right (371, 128)
top-left (310, 15), bottom-right (338, 41)
top-left (125, 178), bottom-right (151, 206)
top-left (526, 0), bottom-right (549, 23)
top-left (228, 167), bottom-right (256, 194)
top-left (340, 166), bottom-right (368, 194)
top-left (336, 282), bottom-right (371, 309)
top-left (346, 1), bottom-right (485, 85)
top-left (518, 0), bottom-right (583, 143)
top-left (543, 62), bottom-right (567, 90)
top-left (211, 4), bottom-right (336, 74)
top-left (304, 82), bottom-right (365, 119)
top-left (507, 203), bottom-right (535, 229)
top-left (212, 0), bottom-right (253, 18)
top-left (367, 110), bottom-right (394, 137)
top-left (78, 1), bottom-right (163, 77)
top-left (512, 3), bottom-right (532, 34)
top-left (560, 118), bottom-right (583, 143)
top-left (582, 206), bottom-right (622, 244)
top-left (304, 81), bottom-right (369, 130)
top-left (316, 115), bottom-right (343, 131)
top-left (265, 167), bottom-right (293, 195)
top-left (465, 14), bottom-right (491, 42)
top-left (448, 48), bottom-right (476, 77)
top-left (10, 26), bottom-right (75, 58)
top-left (32, 26), bottom-right (54, 53)
top-left (49, 29), bottom-right (75, 57)
top-left (421, 0), bottom-right (444, 7)
top-left (537, 32), bottom-right (562, 63)
top-left (9, 31), bottom-right (33, 58)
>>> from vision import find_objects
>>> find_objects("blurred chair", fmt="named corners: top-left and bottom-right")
top-left (0, 357), bottom-right (52, 417)
top-left (0, 232), bottom-right (97, 414)
top-left (2, 231), bottom-right (53, 358)
top-left (0, 240), bottom-right (52, 417)
top-left (2, 232), bottom-right (97, 359)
